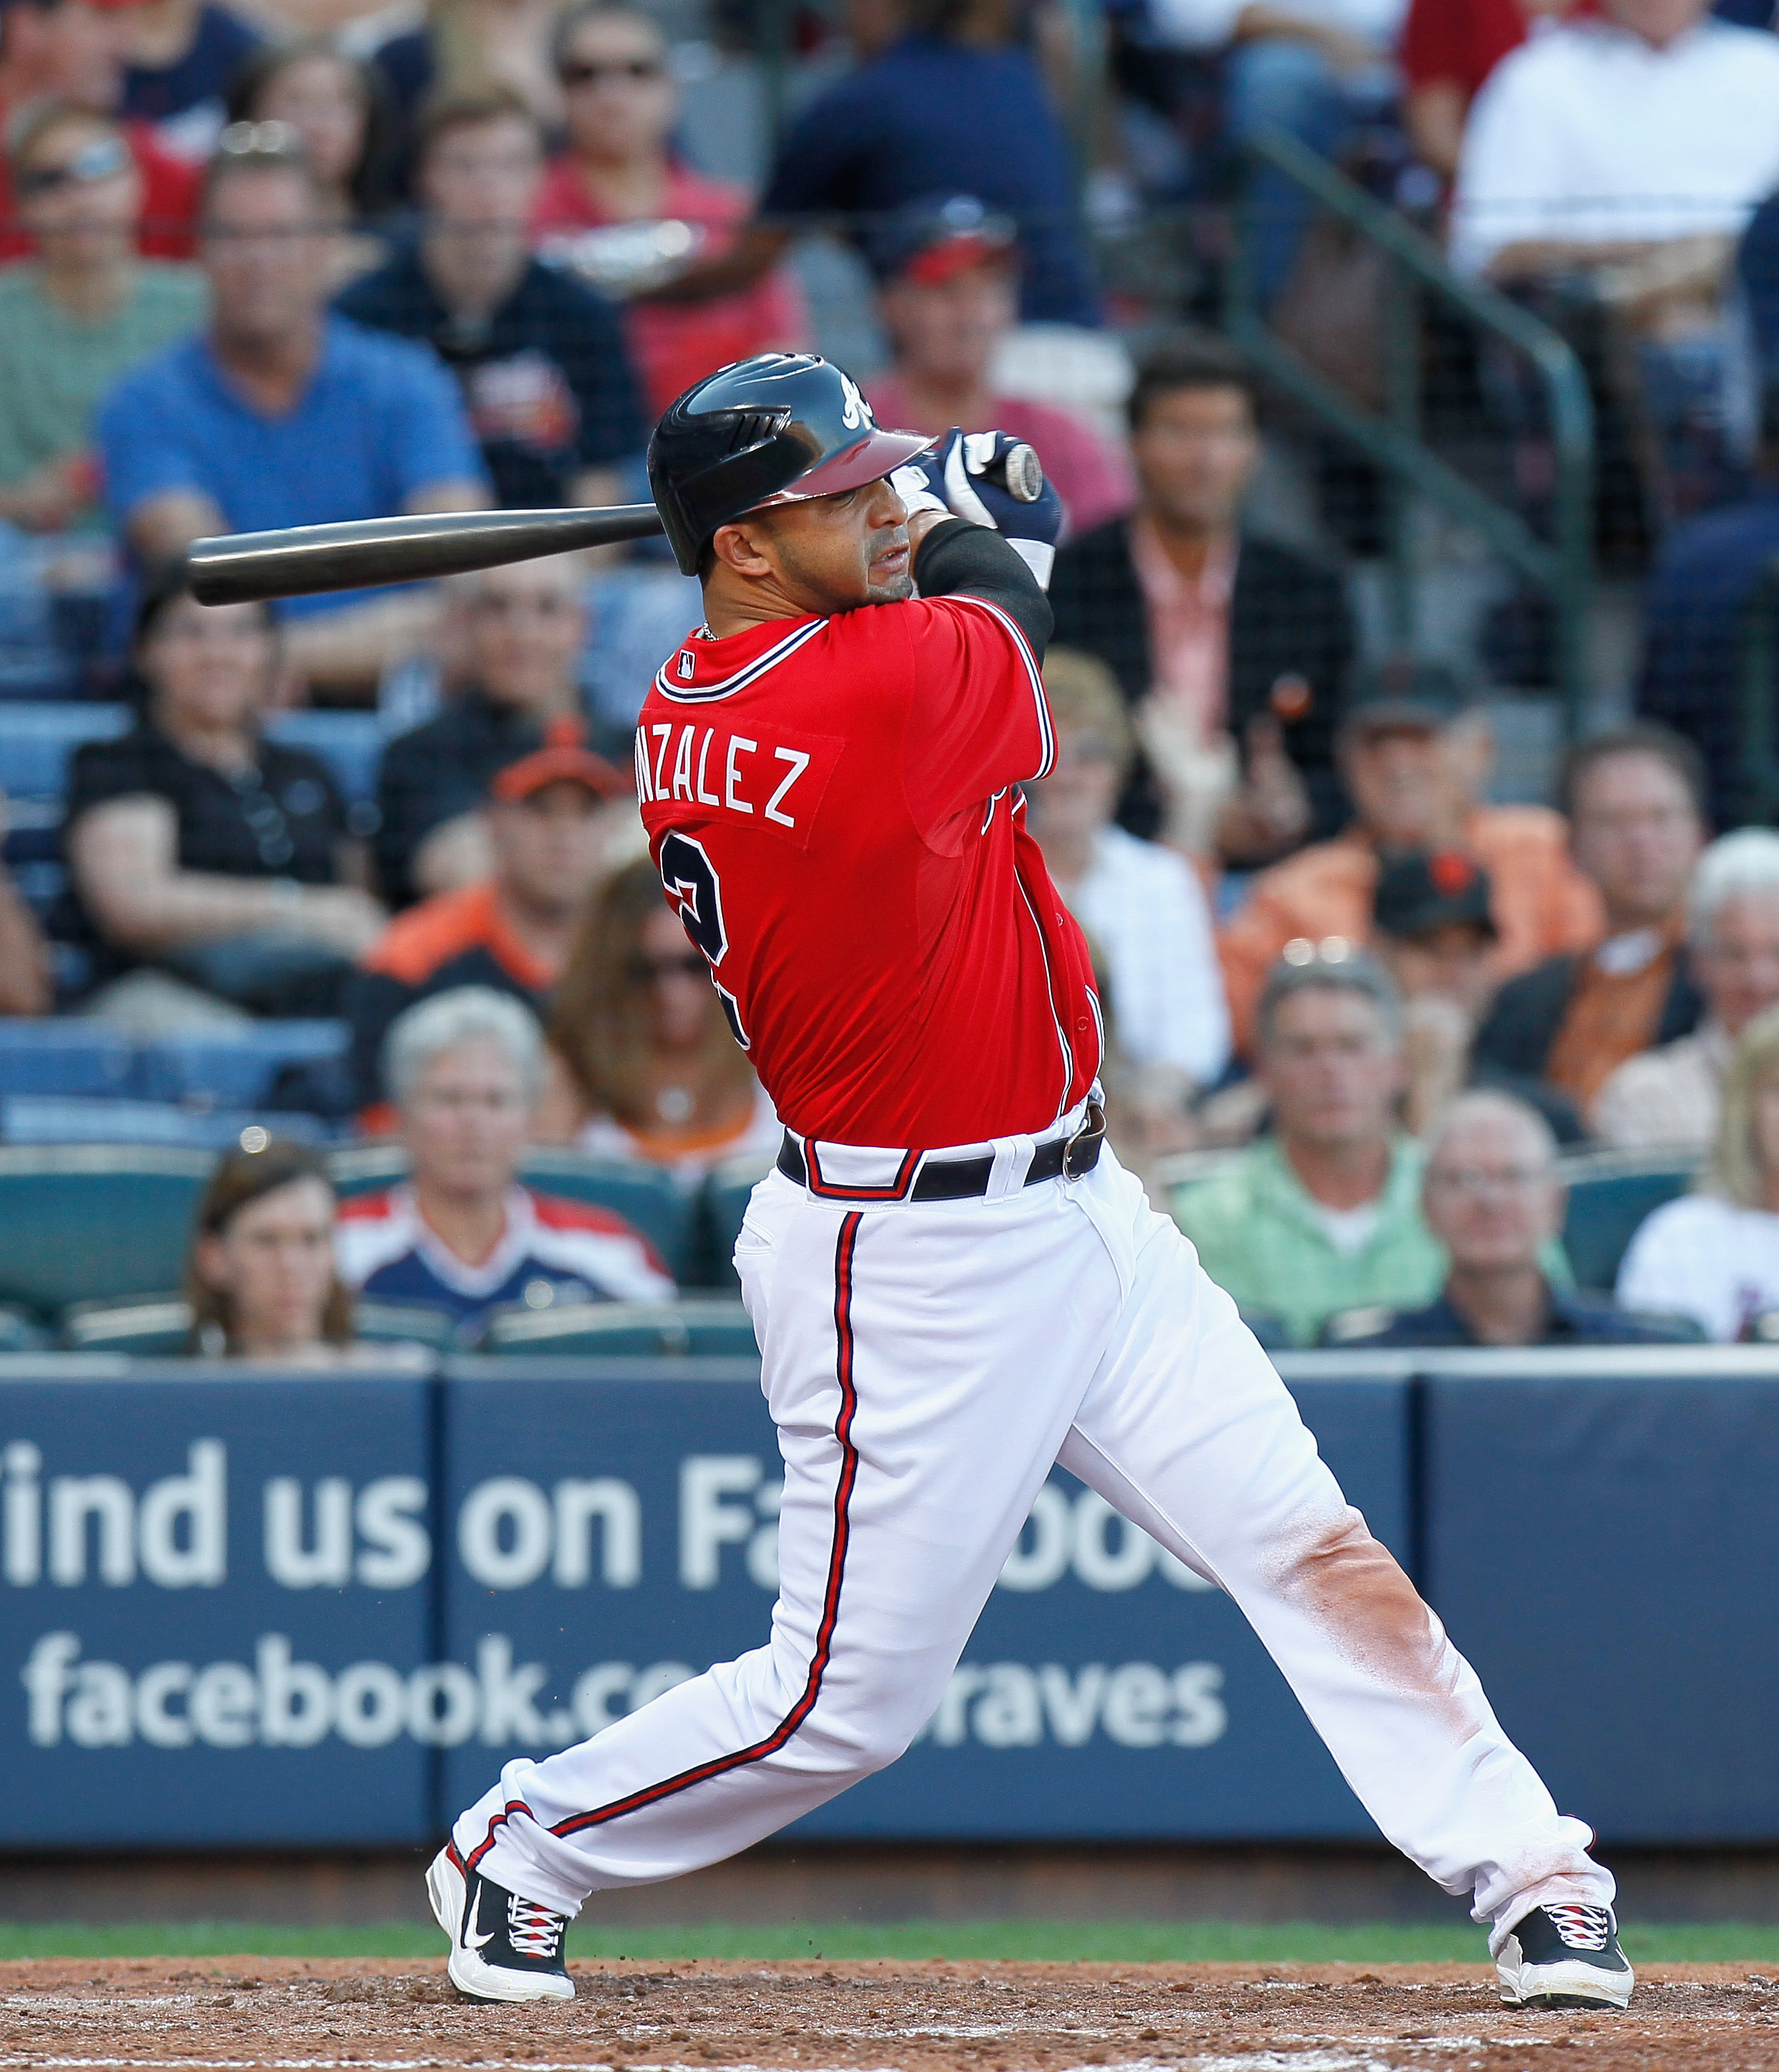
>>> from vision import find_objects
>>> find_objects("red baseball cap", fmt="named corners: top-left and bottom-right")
top-left (492, 716), bottom-right (630, 804)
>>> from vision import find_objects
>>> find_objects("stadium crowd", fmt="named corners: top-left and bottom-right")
top-left (5, 0), bottom-right (1779, 1359)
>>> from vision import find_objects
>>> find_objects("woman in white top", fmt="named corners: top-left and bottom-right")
top-left (534, 857), bottom-right (777, 1186)
top-left (1616, 1002), bottom-right (1779, 1340)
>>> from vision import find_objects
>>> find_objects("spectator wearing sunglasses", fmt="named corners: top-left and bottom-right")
top-left (0, 0), bottom-right (200, 260)
top-left (0, 103), bottom-right (204, 532)
top-left (530, 3), bottom-right (805, 418)
top-left (344, 727), bottom-right (630, 1122)
top-left (534, 857), bottom-right (780, 1185)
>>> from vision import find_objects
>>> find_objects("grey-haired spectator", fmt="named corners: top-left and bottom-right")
top-left (337, 82), bottom-right (644, 515)
top-left (98, 124), bottom-right (487, 701)
top-left (333, 986), bottom-right (673, 1337)
top-left (0, 0), bottom-right (200, 262)
top-left (0, 102), bottom-right (205, 534)
top-left (1616, 1004), bottom-right (1779, 1339)
top-left (862, 195), bottom-right (1134, 541)
top-left (1591, 828), bottom-right (1779, 1151)
top-left (1172, 950), bottom-right (1446, 1344)
top-left (1048, 331), bottom-right (1356, 863)
top-left (1329, 1089), bottom-right (1698, 1347)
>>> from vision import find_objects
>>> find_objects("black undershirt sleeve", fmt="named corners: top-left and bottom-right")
top-left (913, 518), bottom-right (1053, 662)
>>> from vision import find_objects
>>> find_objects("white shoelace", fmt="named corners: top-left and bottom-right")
top-left (507, 1895), bottom-right (565, 1960)
top-left (1545, 1903), bottom-right (1614, 1952)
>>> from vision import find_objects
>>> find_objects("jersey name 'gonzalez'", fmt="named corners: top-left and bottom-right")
top-left (634, 573), bottom-right (1103, 1153)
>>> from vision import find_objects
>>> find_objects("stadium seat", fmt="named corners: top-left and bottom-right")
top-left (264, 710), bottom-right (384, 808)
top-left (136, 1021), bottom-right (350, 1107)
top-left (480, 1297), bottom-right (760, 1358)
top-left (0, 1145), bottom-right (212, 1316)
top-left (356, 1299), bottom-right (458, 1350)
top-left (327, 1143), bottom-right (698, 1282)
top-left (0, 1097), bottom-right (333, 1149)
top-left (700, 1151), bottom-right (776, 1292)
top-left (0, 704), bottom-right (131, 911)
top-left (1556, 1151), bottom-right (1694, 1291)
top-left (63, 1292), bottom-right (457, 1356)
top-left (0, 1303), bottom-right (47, 1352)
top-left (0, 1021), bottom-right (138, 1097)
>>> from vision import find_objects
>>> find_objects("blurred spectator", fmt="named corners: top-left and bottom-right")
top-left (1637, 382), bottom-right (1779, 832)
top-left (63, 571), bottom-right (384, 1029)
top-left (639, 0), bottom-right (1098, 331)
top-left (347, 724), bottom-right (628, 1116)
top-left (338, 83), bottom-right (644, 513)
top-left (0, 104), bottom-right (205, 534)
top-left (1219, 658), bottom-right (1603, 1057)
top-left (370, 0), bottom-right (567, 187)
top-left (121, 0), bottom-right (260, 161)
top-left (0, 807), bottom-right (52, 1013)
top-left (862, 195), bottom-right (1133, 540)
top-left (376, 554), bottom-right (600, 907)
top-left (1172, 952), bottom-right (1444, 1344)
top-left (1452, 0), bottom-right (1779, 519)
top-left (98, 126), bottom-right (486, 700)
top-left (0, 0), bottom-right (201, 260)
top-left (536, 857), bottom-right (780, 1183)
top-left (1369, 848), bottom-right (1498, 1135)
top-left (1616, 1002), bottom-right (1779, 1337)
top-left (1591, 827), bottom-right (1779, 1149)
top-left (186, 1137), bottom-right (362, 1362)
top-left (228, 41), bottom-right (389, 285)
top-left (531, 1), bottom-right (805, 420)
top-left (1024, 648), bottom-right (1230, 1137)
top-left (1399, 0), bottom-right (1576, 183)
top-left (1473, 724), bottom-right (1707, 1117)
top-left (1048, 331), bottom-right (1354, 861)
top-left (1329, 1089), bottom-right (1695, 1344)
top-left (335, 985), bottom-right (675, 1332)
top-left (1141, 0), bottom-right (1405, 305)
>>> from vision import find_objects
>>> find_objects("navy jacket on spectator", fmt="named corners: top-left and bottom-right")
top-left (337, 246), bottom-right (646, 509)
top-left (1636, 486), bottom-right (1779, 830)
top-left (1047, 518), bottom-right (1354, 840)
top-left (1327, 1286), bottom-right (1703, 1348)
top-left (758, 33), bottom-right (1096, 326)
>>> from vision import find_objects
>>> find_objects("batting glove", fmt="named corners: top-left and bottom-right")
top-left (890, 428), bottom-right (1063, 590)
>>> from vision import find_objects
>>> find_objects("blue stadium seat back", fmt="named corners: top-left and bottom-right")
top-left (1558, 1156), bottom-right (1694, 1290)
top-left (480, 1297), bottom-right (759, 1358)
top-left (264, 711), bottom-right (384, 807)
top-left (701, 1151), bottom-right (776, 1292)
top-left (61, 1293), bottom-right (192, 1356)
top-left (0, 702), bottom-right (130, 865)
top-left (136, 1021), bottom-right (350, 1106)
top-left (0, 1097), bottom-right (333, 1149)
top-left (0, 1022), bottom-right (138, 1097)
top-left (0, 1146), bottom-right (212, 1314)
top-left (355, 1298), bottom-right (457, 1351)
top-left (0, 1302), bottom-right (47, 1352)
top-left (326, 1140), bottom-right (407, 1199)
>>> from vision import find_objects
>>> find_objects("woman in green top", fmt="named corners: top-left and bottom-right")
top-left (0, 102), bottom-right (206, 534)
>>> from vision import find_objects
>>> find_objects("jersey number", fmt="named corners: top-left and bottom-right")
top-left (659, 832), bottom-right (751, 1051)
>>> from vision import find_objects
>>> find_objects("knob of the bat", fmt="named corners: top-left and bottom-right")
top-left (980, 442), bottom-right (1044, 504)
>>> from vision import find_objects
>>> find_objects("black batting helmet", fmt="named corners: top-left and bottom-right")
top-left (647, 353), bottom-right (934, 575)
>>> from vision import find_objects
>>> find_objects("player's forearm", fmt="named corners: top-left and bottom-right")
top-left (913, 519), bottom-right (1053, 659)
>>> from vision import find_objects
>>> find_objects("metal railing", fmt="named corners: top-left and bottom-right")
top-left (1739, 552), bottom-right (1779, 825)
top-left (1227, 126), bottom-right (1596, 736)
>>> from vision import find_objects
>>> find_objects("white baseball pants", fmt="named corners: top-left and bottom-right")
top-left (454, 1133), bottom-right (1611, 1950)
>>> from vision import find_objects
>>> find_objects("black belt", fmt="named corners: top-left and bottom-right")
top-left (777, 1103), bottom-right (1105, 1201)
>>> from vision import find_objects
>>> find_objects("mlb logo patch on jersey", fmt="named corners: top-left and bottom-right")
top-left (677, 650), bottom-right (696, 681)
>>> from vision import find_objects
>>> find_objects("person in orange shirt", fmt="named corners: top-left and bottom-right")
top-left (1219, 660), bottom-right (1603, 1058)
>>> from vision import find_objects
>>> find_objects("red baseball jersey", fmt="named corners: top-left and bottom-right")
top-left (636, 594), bottom-right (1102, 1149)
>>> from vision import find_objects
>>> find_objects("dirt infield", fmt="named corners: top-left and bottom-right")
top-left (2, 1958), bottom-right (1777, 2072)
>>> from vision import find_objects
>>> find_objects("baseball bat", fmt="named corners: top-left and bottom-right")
top-left (184, 502), bottom-right (668, 606)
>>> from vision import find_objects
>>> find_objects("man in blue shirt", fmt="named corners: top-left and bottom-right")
top-left (98, 127), bottom-right (487, 700)
top-left (337, 85), bottom-right (645, 514)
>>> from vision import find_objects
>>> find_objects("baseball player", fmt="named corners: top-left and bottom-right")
top-left (428, 353), bottom-right (1632, 2015)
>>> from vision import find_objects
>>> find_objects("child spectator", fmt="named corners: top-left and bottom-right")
top-left (1369, 848), bottom-right (1500, 1136)
top-left (335, 985), bottom-right (675, 1333)
top-left (0, 104), bottom-right (205, 535)
top-left (536, 857), bottom-right (779, 1185)
top-left (63, 569), bottom-right (384, 1029)
top-left (532, 2), bottom-right (805, 419)
top-left (1616, 1003), bottom-right (1779, 1338)
top-left (862, 196), bottom-right (1133, 540)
